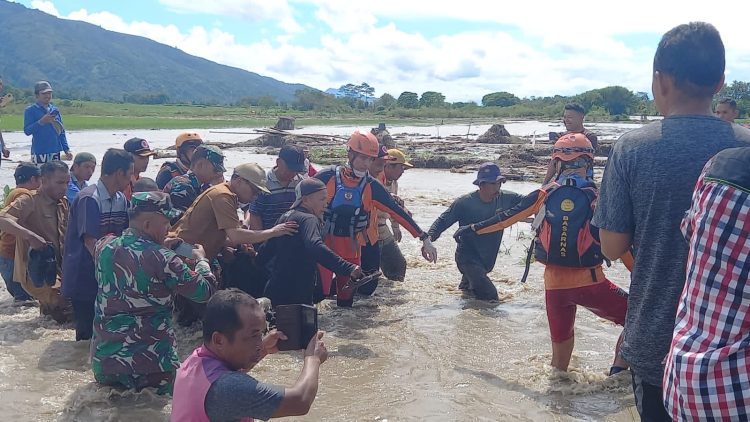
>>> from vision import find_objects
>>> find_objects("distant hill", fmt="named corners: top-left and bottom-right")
top-left (0, 1), bottom-right (313, 104)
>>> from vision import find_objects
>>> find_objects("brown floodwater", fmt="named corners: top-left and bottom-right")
top-left (0, 124), bottom-right (640, 421)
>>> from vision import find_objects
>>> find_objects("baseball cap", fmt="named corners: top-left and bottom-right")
top-left (279, 145), bottom-right (306, 173)
top-left (233, 163), bottom-right (270, 194)
top-left (129, 192), bottom-right (180, 219)
top-left (473, 162), bottom-right (506, 185)
top-left (123, 138), bottom-right (156, 157)
top-left (192, 145), bottom-right (226, 172)
top-left (291, 178), bottom-right (327, 208)
top-left (34, 81), bottom-right (53, 94)
top-left (14, 162), bottom-right (40, 183)
top-left (175, 132), bottom-right (203, 149)
top-left (386, 149), bottom-right (413, 168)
top-left (73, 152), bottom-right (96, 166)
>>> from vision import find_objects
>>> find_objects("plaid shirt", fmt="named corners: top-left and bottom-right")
top-left (663, 148), bottom-right (750, 421)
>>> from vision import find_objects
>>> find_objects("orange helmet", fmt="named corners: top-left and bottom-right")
top-left (347, 131), bottom-right (380, 158)
top-left (175, 132), bottom-right (203, 149)
top-left (552, 133), bottom-right (594, 161)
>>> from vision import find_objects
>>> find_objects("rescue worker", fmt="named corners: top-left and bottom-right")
top-left (0, 161), bottom-right (72, 321)
top-left (262, 178), bottom-right (363, 306)
top-left (156, 132), bottom-right (203, 189)
top-left (427, 163), bottom-right (523, 301)
top-left (378, 149), bottom-right (412, 281)
top-left (454, 134), bottom-right (629, 373)
top-left (91, 192), bottom-right (216, 395)
top-left (314, 131), bottom-right (437, 307)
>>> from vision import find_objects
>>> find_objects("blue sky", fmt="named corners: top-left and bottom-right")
top-left (16, 0), bottom-right (750, 102)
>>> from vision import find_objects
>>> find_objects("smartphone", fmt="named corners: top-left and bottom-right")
top-left (49, 109), bottom-right (60, 117)
top-left (275, 304), bottom-right (318, 351)
top-left (173, 241), bottom-right (195, 257)
top-left (548, 131), bottom-right (560, 141)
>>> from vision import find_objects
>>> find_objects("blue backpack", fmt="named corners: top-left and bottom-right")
top-left (322, 166), bottom-right (370, 239)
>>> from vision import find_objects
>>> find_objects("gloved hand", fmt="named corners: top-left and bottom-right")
top-left (453, 225), bottom-right (475, 242)
top-left (421, 238), bottom-right (438, 263)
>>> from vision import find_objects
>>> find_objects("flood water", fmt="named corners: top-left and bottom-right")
top-left (0, 122), bottom-right (641, 421)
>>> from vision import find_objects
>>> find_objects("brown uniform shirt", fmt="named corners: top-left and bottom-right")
top-left (0, 187), bottom-right (33, 259)
top-left (169, 182), bottom-right (241, 260)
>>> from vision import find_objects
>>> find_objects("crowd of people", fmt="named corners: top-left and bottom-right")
top-left (0, 21), bottom-right (749, 421)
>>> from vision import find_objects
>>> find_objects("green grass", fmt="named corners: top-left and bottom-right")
top-left (0, 100), bottom-right (500, 130)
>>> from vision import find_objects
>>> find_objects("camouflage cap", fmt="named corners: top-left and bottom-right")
top-left (192, 145), bottom-right (226, 172)
top-left (129, 191), bottom-right (180, 219)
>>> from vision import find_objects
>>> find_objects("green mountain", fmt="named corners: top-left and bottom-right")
top-left (0, 1), bottom-right (312, 104)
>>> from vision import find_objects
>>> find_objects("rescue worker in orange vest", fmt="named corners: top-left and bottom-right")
top-left (314, 131), bottom-right (437, 307)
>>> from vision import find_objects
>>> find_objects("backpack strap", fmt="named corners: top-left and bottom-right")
top-left (520, 237), bottom-right (535, 284)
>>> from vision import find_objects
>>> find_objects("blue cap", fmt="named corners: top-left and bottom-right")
top-left (473, 162), bottom-right (506, 185)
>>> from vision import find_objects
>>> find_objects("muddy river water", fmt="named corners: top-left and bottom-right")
top-left (0, 122), bottom-right (643, 421)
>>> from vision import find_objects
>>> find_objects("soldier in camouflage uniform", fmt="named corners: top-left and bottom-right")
top-left (91, 192), bottom-right (216, 395)
top-left (163, 144), bottom-right (226, 224)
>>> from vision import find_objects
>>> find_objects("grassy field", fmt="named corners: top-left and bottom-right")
top-left (0, 100), bottom-right (491, 130)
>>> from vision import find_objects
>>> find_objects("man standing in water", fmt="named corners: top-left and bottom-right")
top-left (427, 163), bottom-right (523, 301)
top-left (123, 137), bottom-right (157, 200)
top-left (593, 22), bottom-right (750, 420)
top-left (67, 152), bottom-right (96, 203)
top-left (714, 97), bottom-right (739, 123)
top-left (378, 149), bottom-right (413, 282)
top-left (23, 81), bottom-right (72, 164)
top-left (544, 103), bottom-right (598, 184)
top-left (156, 133), bottom-right (203, 189)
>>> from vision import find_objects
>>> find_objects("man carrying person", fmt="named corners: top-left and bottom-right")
top-left (23, 81), bottom-right (72, 164)
top-left (314, 131), bottom-right (437, 307)
top-left (63, 149), bottom-right (133, 341)
top-left (156, 132), bottom-right (203, 189)
top-left (663, 147), bottom-right (750, 420)
top-left (0, 161), bottom-right (72, 321)
top-left (592, 22), bottom-right (750, 420)
top-left (91, 192), bottom-right (216, 396)
top-left (0, 162), bottom-right (41, 303)
top-left (378, 149), bottom-right (412, 282)
top-left (544, 103), bottom-right (598, 184)
top-left (123, 137), bottom-right (157, 200)
top-left (454, 134), bottom-right (629, 373)
top-left (164, 144), bottom-right (226, 223)
top-left (169, 163), bottom-right (297, 324)
top-left (0, 76), bottom-right (11, 164)
top-left (172, 289), bottom-right (329, 421)
top-left (427, 163), bottom-right (523, 301)
top-left (262, 178), bottom-right (363, 306)
top-left (714, 97), bottom-right (739, 123)
top-left (246, 145), bottom-right (306, 231)
top-left (67, 152), bottom-right (96, 203)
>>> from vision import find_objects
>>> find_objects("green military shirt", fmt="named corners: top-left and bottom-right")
top-left (163, 171), bottom-right (204, 222)
top-left (91, 228), bottom-right (215, 379)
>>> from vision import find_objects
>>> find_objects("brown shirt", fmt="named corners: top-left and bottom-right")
top-left (0, 187), bottom-right (33, 259)
top-left (169, 182), bottom-right (241, 260)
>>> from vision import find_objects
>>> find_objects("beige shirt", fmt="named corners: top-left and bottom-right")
top-left (377, 179), bottom-right (399, 241)
top-left (170, 182), bottom-right (241, 260)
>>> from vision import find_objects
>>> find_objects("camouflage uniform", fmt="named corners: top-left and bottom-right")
top-left (91, 192), bottom-right (216, 395)
top-left (164, 171), bottom-right (204, 222)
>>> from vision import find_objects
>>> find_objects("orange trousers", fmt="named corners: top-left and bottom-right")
top-left (318, 236), bottom-right (361, 302)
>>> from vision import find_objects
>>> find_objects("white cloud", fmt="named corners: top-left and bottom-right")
top-left (26, 0), bottom-right (750, 102)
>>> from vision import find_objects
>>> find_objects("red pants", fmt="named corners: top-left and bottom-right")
top-left (319, 236), bottom-right (360, 302)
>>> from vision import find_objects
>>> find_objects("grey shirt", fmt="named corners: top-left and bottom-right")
top-left (592, 116), bottom-right (750, 386)
top-left (205, 372), bottom-right (285, 421)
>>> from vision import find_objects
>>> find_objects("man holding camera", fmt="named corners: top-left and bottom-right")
top-left (23, 81), bottom-right (72, 164)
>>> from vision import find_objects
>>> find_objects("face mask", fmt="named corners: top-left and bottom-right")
top-left (352, 168), bottom-right (367, 178)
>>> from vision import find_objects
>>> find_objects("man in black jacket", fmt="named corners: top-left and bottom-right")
top-left (262, 178), bottom-right (362, 306)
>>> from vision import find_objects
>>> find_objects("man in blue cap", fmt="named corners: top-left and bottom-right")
top-left (426, 162), bottom-right (523, 300)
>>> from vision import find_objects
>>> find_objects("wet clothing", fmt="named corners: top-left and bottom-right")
top-left (248, 168), bottom-right (302, 230)
top-left (429, 190), bottom-right (523, 299)
top-left (0, 189), bottom-right (70, 319)
top-left (91, 228), bottom-right (215, 393)
top-left (546, 280), bottom-right (628, 342)
top-left (0, 188), bottom-right (33, 259)
top-left (632, 372), bottom-right (672, 422)
top-left (315, 166), bottom-right (427, 304)
top-left (591, 116), bottom-right (750, 388)
top-left (262, 207), bottom-right (356, 306)
top-left (173, 345), bottom-right (284, 422)
top-left (97, 371), bottom-right (175, 396)
top-left (156, 159), bottom-right (189, 190)
top-left (0, 188), bottom-right (34, 300)
top-left (663, 148), bottom-right (750, 421)
top-left (66, 174), bottom-right (88, 203)
top-left (164, 171), bottom-right (205, 224)
top-left (71, 298), bottom-right (95, 341)
top-left (170, 182), bottom-right (241, 261)
top-left (23, 102), bottom-right (69, 155)
top-left (379, 237), bottom-right (406, 282)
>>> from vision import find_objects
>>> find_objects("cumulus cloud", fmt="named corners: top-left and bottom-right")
top-left (26, 0), bottom-right (750, 102)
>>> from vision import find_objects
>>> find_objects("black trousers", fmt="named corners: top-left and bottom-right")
top-left (71, 298), bottom-right (95, 341)
top-left (632, 371), bottom-right (672, 422)
top-left (358, 242), bottom-right (381, 296)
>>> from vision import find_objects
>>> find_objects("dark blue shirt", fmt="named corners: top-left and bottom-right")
top-left (23, 102), bottom-right (69, 155)
top-left (62, 180), bottom-right (128, 301)
top-left (248, 169), bottom-right (301, 229)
